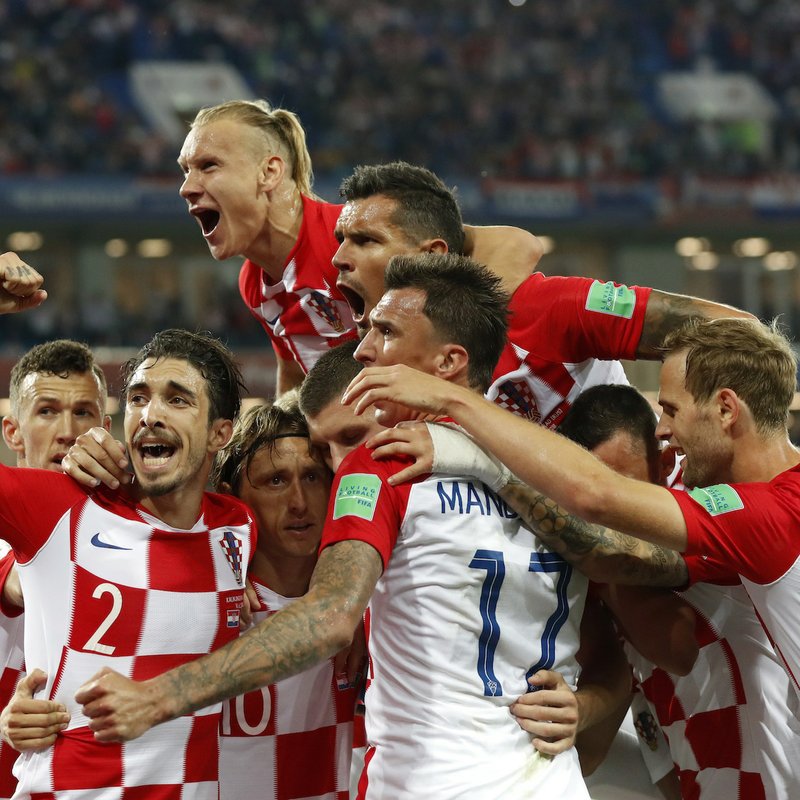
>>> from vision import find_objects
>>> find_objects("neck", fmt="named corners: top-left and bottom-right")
top-left (731, 432), bottom-right (800, 483)
top-left (246, 183), bottom-right (304, 281)
top-left (136, 485), bottom-right (204, 530)
top-left (249, 549), bottom-right (316, 598)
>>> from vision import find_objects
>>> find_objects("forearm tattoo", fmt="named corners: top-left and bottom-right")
top-left (158, 539), bottom-right (379, 720)
top-left (501, 477), bottom-right (687, 587)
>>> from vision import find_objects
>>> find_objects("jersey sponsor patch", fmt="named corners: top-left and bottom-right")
top-left (333, 474), bottom-right (382, 521)
top-left (688, 484), bottom-right (744, 516)
top-left (585, 280), bottom-right (636, 318)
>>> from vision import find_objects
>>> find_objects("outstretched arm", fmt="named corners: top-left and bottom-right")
top-left (637, 289), bottom-right (755, 358)
top-left (344, 366), bottom-right (688, 552)
top-left (75, 539), bottom-right (382, 742)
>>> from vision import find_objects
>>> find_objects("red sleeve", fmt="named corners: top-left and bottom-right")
top-left (238, 261), bottom-right (294, 360)
top-left (320, 446), bottom-right (417, 570)
top-left (0, 551), bottom-right (22, 619)
top-left (507, 273), bottom-right (651, 362)
top-left (682, 553), bottom-right (741, 587)
top-left (671, 480), bottom-right (800, 586)
top-left (0, 464), bottom-right (87, 562)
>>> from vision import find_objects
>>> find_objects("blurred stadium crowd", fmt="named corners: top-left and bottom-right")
top-left (2, 0), bottom-right (800, 182)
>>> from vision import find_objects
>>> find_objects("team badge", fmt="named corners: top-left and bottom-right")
top-left (308, 290), bottom-right (345, 332)
top-left (219, 531), bottom-right (244, 586)
top-left (634, 710), bottom-right (660, 751)
top-left (494, 379), bottom-right (541, 422)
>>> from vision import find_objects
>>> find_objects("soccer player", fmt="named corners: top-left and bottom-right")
top-left (342, 316), bottom-right (800, 708)
top-left (0, 326), bottom-right (255, 797)
top-left (332, 162), bottom-right (754, 428)
top-left (178, 101), bottom-right (541, 393)
top-left (557, 385), bottom-right (800, 799)
top-left (69, 255), bottom-right (593, 799)
top-left (0, 340), bottom-right (111, 799)
top-left (212, 401), bottom-right (356, 800)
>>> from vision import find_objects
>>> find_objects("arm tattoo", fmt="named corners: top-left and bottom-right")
top-left (157, 539), bottom-right (381, 720)
top-left (501, 477), bottom-right (687, 587)
top-left (638, 292), bottom-right (701, 357)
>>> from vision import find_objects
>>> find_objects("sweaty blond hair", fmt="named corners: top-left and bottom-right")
top-left (192, 100), bottom-right (318, 198)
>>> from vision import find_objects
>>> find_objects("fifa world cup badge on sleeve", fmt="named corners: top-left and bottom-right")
top-left (688, 485), bottom-right (744, 516)
top-left (334, 474), bottom-right (382, 521)
top-left (585, 280), bottom-right (636, 318)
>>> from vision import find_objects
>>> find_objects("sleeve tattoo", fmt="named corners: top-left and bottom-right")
top-left (500, 477), bottom-right (688, 587)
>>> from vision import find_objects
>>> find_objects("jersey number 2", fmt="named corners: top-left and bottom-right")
top-left (469, 549), bottom-right (572, 697)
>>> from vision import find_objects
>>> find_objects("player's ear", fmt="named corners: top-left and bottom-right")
top-left (258, 154), bottom-right (286, 193)
top-left (1, 416), bottom-right (24, 457)
top-left (434, 344), bottom-right (469, 382)
top-left (420, 238), bottom-right (449, 255)
top-left (717, 388), bottom-right (740, 431)
top-left (102, 415), bottom-right (112, 432)
top-left (208, 418), bottom-right (234, 454)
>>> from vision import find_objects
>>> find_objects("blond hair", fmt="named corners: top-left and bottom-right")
top-left (662, 317), bottom-right (797, 434)
top-left (192, 100), bottom-right (317, 198)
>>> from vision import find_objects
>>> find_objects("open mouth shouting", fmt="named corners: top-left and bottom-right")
top-left (190, 207), bottom-right (221, 239)
top-left (336, 278), bottom-right (367, 328)
top-left (134, 433), bottom-right (180, 471)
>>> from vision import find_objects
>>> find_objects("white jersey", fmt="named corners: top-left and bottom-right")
top-left (628, 581), bottom-right (800, 799)
top-left (323, 447), bottom-right (590, 799)
top-left (0, 465), bottom-right (254, 799)
top-left (219, 576), bottom-right (355, 800)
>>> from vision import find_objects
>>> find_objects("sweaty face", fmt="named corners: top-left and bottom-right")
top-left (178, 119), bottom-right (270, 262)
top-left (307, 400), bottom-right (381, 473)
top-left (656, 352), bottom-right (731, 488)
top-left (3, 371), bottom-right (107, 470)
top-left (237, 437), bottom-right (331, 562)
top-left (333, 195), bottom-right (426, 332)
top-left (123, 357), bottom-right (221, 498)
top-left (354, 287), bottom-right (443, 427)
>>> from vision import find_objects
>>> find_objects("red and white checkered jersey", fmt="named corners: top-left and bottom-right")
top-left (0, 548), bottom-right (23, 800)
top-left (219, 574), bottom-right (355, 800)
top-left (0, 464), bottom-right (255, 799)
top-left (488, 274), bottom-right (650, 428)
top-left (322, 446), bottom-right (590, 799)
top-left (239, 196), bottom-right (357, 372)
top-left (672, 465), bottom-right (800, 695)
top-left (627, 581), bottom-right (800, 799)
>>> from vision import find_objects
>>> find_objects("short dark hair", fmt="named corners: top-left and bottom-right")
top-left (211, 400), bottom-right (312, 493)
top-left (340, 162), bottom-right (465, 253)
top-left (558, 384), bottom-right (660, 470)
top-left (9, 339), bottom-right (107, 415)
top-left (121, 329), bottom-right (245, 422)
top-left (298, 339), bottom-right (362, 419)
top-left (384, 253), bottom-right (508, 391)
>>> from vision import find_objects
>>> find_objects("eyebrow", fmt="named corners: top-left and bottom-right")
top-left (127, 380), bottom-right (199, 401)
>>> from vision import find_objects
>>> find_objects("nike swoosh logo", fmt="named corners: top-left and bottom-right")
top-left (265, 314), bottom-right (280, 326)
top-left (91, 533), bottom-right (132, 551)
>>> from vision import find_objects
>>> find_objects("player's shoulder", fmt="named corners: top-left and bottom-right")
top-left (202, 490), bottom-right (255, 527)
top-left (303, 195), bottom-right (344, 229)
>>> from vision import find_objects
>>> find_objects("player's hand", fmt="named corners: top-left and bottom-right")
top-left (62, 428), bottom-right (131, 489)
top-left (1, 669), bottom-right (69, 752)
top-left (239, 579), bottom-right (260, 630)
top-left (0, 252), bottom-right (47, 315)
top-left (366, 421), bottom-right (433, 485)
top-left (342, 365), bottom-right (466, 419)
top-left (75, 667), bottom-right (162, 742)
top-left (510, 669), bottom-right (579, 755)
top-left (333, 618), bottom-right (368, 687)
